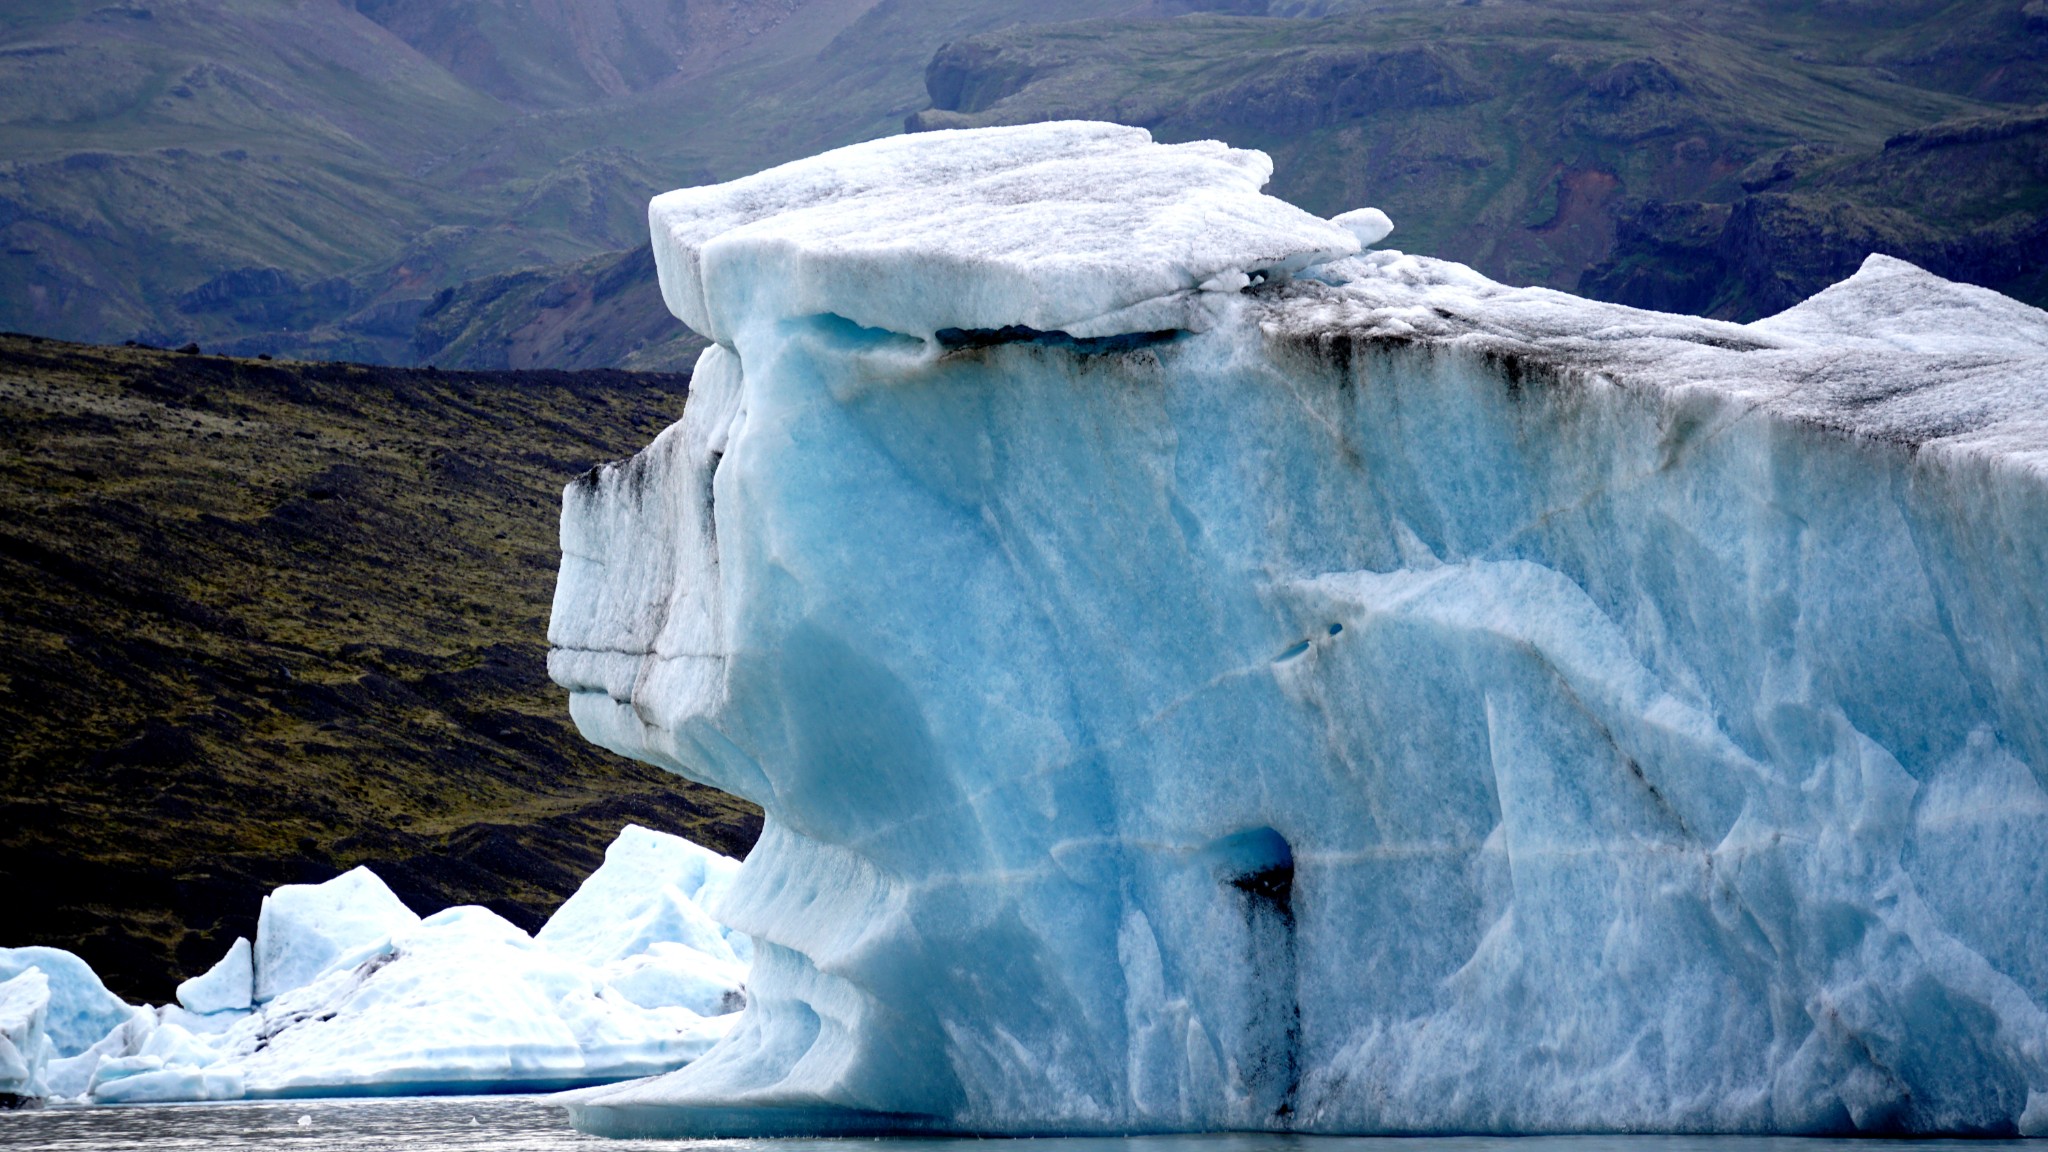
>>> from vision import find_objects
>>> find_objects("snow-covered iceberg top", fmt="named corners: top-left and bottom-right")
top-left (556, 123), bottom-right (2048, 1138)
top-left (649, 121), bottom-right (1359, 343)
top-left (1274, 248), bottom-right (2048, 470)
top-left (0, 825), bottom-right (748, 1106)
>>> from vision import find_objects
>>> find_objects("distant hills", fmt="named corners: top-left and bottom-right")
top-left (3, 0), bottom-right (2045, 365)
top-left (0, 0), bottom-right (1144, 365)
top-left (412, 245), bottom-right (708, 372)
top-left (1585, 105), bottom-right (2048, 318)
top-left (911, 1), bottom-right (2048, 319)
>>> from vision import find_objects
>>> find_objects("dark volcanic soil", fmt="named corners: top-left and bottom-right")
top-left (0, 334), bottom-right (760, 1004)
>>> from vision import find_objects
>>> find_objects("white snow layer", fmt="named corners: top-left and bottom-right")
top-left (0, 825), bottom-right (746, 1104)
top-left (647, 121), bottom-right (1358, 345)
top-left (549, 121), bottom-right (2048, 1137)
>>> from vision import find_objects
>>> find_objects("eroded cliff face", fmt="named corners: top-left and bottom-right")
top-left (548, 122), bottom-right (2048, 1137)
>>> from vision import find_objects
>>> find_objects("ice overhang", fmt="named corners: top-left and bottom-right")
top-left (647, 121), bottom-right (1361, 347)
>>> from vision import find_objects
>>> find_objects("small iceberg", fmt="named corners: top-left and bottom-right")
top-left (0, 824), bottom-right (745, 1105)
top-left (0, 968), bottom-right (50, 1103)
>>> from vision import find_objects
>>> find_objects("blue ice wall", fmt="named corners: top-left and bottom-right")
top-left (548, 124), bottom-right (2048, 1138)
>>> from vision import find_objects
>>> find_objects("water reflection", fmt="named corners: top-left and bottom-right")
top-left (0, 1098), bottom-right (2036, 1152)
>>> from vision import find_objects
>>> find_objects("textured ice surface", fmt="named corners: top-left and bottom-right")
top-left (537, 823), bottom-right (750, 968)
top-left (647, 121), bottom-right (1357, 345)
top-left (177, 937), bottom-right (253, 1016)
top-left (3, 825), bottom-right (745, 1105)
top-left (0, 968), bottom-right (50, 1099)
top-left (0, 947), bottom-right (138, 1059)
top-left (551, 122), bottom-right (2048, 1137)
top-left (255, 867), bottom-right (420, 1003)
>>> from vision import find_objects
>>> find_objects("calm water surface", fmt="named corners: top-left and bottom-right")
top-left (0, 1098), bottom-right (2037, 1152)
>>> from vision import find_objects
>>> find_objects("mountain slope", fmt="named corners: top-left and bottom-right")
top-left (902, 2), bottom-right (2003, 290)
top-left (0, 333), bottom-right (759, 1003)
top-left (431, 0), bottom-right (2048, 367)
top-left (6, 0), bottom-right (2047, 365)
top-left (1585, 104), bottom-right (2048, 317)
top-left (0, 0), bottom-right (1147, 364)
top-left (0, 0), bottom-right (507, 350)
top-left (411, 245), bottom-right (709, 372)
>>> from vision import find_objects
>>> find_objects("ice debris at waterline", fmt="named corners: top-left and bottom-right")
top-left (547, 120), bottom-right (2048, 1138)
top-left (0, 825), bottom-right (747, 1105)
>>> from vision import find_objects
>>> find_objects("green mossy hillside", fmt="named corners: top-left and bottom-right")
top-left (0, 334), bottom-right (758, 1004)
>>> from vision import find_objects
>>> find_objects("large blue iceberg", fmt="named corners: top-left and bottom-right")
top-left (548, 121), bottom-right (2048, 1138)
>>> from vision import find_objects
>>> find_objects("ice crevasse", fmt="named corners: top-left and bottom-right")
top-left (548, 121), bottom-right (2048, 1138)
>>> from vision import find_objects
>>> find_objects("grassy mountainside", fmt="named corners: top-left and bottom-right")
top-left (0, 0), bottom-right (508, 352)
top-left (426, 0), bottom-right (2048, 361)
top-left (903, 1), bottom-right (2035, 295)
top-left (0, 333), bottom-right (759, 1003)
top-left (412, 246), bottom-right (709, 373)
top-left (5, 0), bottom-right (2045, 362)
top-left (1584, 105), bottom-right (2048, 318)
top-left (0, 0), bottom-right (1148, 365)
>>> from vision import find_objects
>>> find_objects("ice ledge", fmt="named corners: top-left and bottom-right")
top-left (648, 121), bottom-right (1358, 346)
top-left (1260, 250), bottom-right (2048, 471)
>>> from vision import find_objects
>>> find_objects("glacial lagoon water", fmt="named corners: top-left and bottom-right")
top-left (0, 1098), bottom-right (2039, 1152)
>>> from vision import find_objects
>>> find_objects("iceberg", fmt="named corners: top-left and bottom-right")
top-left (176, 937), bottom-right (253, 1016)
top-left (549, 122), bottom-right (2048, 1137)
top-left (537, 823), bottom-right (750, 969)
top-left (0, 824), bottom-right (745, 1105)
top-left (254, 866), bottom-right (420, 1003)
top-left (0, 968), bottom-right (50, 1101)
top-left (0, 946), bottom-right (142, 1061)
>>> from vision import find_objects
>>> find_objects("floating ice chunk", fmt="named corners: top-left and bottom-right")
top-left (89, 1059), bottom-right (242, 1104)
top-left (0, 947), bottom-right (137, 1058)
top-left (79, 1020), bottom-right (239, 1106)
top-left (216, 901), bottom-right (734, 1098)
top-left (2, 827), bottom-right (743, 1107)
top-left (649, 121), bottom-right (1358, 345)
top-left (176, 937), bottom-right (252, 1015)
top-left (230, 906), bottom-right (592, 1096)
top-left (254, 866), bottom-right (420, 1002)
top-left (537, 824), bottom-right (742, 967)
top-left (0, 968), bottom-right (50, 1099)
top-left (20, 827), bottom-right (757, 1106)
top-left (602, 943), bottom-right (747, 1016)
top-left (42, 1004), bottom-right (154, 1100)
top-left (1330, 206), bottom-right (1393, 247)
